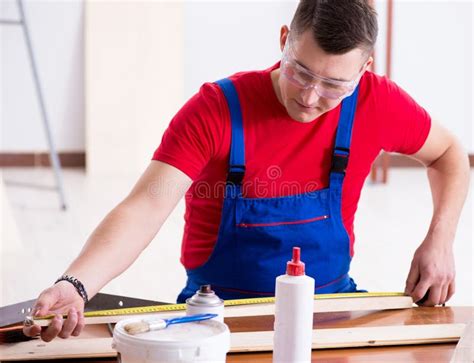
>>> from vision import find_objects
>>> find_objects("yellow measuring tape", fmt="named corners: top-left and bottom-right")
top-left (75, 291), bottom-right (405, 319)
top-left (29, 292), bottom-right (406, 323)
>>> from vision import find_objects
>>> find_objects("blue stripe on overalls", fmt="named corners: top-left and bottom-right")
top-left (177, 78), bottom-right (364, 302)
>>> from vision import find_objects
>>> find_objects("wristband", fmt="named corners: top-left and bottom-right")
top-left (55, 274), bottom-right (89, 304)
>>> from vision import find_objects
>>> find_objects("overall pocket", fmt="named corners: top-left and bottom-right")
top-left (236, 214), bottom-right (329, 228)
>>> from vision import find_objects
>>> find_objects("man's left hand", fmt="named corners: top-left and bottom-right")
top-left (404, 237), bottom-right (455, 306)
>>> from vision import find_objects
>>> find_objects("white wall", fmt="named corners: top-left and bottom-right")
top-left (187, 0), bottom-right (472, 152)
top-left (183, 1), bottom-right (297, 98)
top-left (389, 0), bottom-right (472, 151)
top-left (0, 0), bottom-right (84, 151)
top-left (1, 1), bottom-right (472, 154)
top-left (85, 1), bottom-right (184, 176)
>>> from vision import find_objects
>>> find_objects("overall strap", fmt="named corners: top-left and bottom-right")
top-left (330, 86), bottom-right (360, 179)
top-left (215, 78), bottom-right (245, 185)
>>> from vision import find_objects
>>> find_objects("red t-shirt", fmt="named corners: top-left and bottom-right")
top-left (153, 63), bottom-right (431, 269)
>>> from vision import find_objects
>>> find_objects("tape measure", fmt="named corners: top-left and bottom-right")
top-left (69, 291), bottom-right (404, 319)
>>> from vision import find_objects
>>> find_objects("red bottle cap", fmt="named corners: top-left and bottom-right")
top-left (286, 247), bottom-right (305, 276)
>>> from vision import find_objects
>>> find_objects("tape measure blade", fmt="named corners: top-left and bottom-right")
top-left (34, 292), bottom-right (407, 325)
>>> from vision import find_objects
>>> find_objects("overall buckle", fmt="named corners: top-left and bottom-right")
top-left (331, 148), bottom-right (350, 174)
top-left (227, 165), bottom-right (246, 185)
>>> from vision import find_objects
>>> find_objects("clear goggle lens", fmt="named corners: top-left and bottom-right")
top-left (281, 57), bottom-right (356, 100)
top-left (280, 35), bottom-right (361, 100)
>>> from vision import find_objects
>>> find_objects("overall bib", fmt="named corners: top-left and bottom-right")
top-left (177, 78), bottom-right (362, 302)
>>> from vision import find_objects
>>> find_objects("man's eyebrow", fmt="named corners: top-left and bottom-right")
top-left (294, 59), bottom-right (351, 83)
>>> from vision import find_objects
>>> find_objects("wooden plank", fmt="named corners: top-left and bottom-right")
top-left (225, 295), bottom-right (413, 318)
top-left (0, 338), bottom-right (116, 361)
top-left (31, 296), bottom-right (413, 327)
top-left (450, 320), bottom-right (473, 363)
top-left (0, 323), bottom-right (464, 361)
top-left (231, 323), bottom-right (466, 352)
top-left (0, 325), bottom-right (115, 361)
top-left (229, 343), bottom-right (458, 363)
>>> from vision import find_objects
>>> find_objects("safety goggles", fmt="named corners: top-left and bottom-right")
top-left (280, 36), bottom-right (362, 100)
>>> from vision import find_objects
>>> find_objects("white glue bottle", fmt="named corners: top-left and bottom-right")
top-left (273, 247), bottom-right (315, 363)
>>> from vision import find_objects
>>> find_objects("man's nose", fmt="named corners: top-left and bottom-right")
top-left (299, 86), bottom-right (320, 107)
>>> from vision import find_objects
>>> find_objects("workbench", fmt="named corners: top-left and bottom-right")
top-left (3, 306), bottom-right (472, 362)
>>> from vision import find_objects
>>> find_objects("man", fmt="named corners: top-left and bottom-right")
top-left (24, 0), bottom-right (469, 342)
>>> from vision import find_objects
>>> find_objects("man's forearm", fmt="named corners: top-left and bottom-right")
top-left (63, 199), bottom-right (163, 298)
top-left (425, 139), bottom-right (470, 244)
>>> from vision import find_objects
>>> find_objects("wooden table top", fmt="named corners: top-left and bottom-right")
top-left (6, 306), bottom-right (473, 362)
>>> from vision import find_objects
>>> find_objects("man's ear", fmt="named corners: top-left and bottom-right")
top-left (364, 56), bottom-right (374, 71)
top-left (280, 25), bottom-right (290, 52)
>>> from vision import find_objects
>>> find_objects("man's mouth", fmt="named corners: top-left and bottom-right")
top-left (295, 100), bottom-right (318, 110)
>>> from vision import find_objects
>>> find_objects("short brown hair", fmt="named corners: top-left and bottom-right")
top-left (290, 0), bottom-right (378, 55)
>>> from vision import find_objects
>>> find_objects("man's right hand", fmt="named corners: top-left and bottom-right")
top-left (23, 281), bottom-right (85, 342)
top-left (22, 161), bottom-right (192, 342)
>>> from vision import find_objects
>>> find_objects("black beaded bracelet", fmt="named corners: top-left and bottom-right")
top-left (55, 275), bottom-right (89, 304)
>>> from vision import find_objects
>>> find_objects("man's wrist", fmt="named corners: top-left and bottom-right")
top-left (55, 275), bottom-right (89, 304)
top-left (426, 220), bottom-right (456, 245)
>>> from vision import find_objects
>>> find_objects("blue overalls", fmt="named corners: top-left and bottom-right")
top-left (177, 78), bottom-right (362, 302)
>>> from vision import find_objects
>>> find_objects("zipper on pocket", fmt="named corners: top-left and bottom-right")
top-left (237, 214), bottom-right (329, 228)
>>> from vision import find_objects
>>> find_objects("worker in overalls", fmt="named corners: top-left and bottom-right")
top-left (24, 0), bottom-right (469, 342)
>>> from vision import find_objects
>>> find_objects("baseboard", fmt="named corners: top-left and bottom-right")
top-left (0, 152), bottom-right (85, 167)
top-left (0, 152), bottom-right (472, 168)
